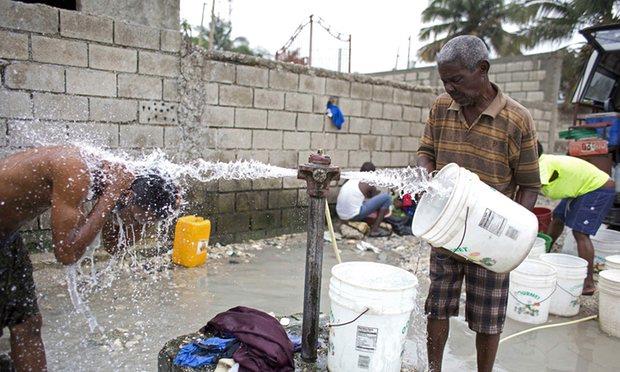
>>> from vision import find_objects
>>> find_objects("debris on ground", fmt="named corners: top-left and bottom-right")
top-left (322, 231), bottom-right (342, 242)
top-left (339, 224), bottom-right (365, 239)
top-left (347, 221), bottom-right (369, 234)
top-left (356, 241), bottom-right (381, 254)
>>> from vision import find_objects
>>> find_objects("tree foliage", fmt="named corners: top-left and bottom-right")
top-left (181, 17), bottom-right (268, 57)
top-left (417, 0), bottom-right (535, 62)
top-left (524, 0), bottom-right (619, 43)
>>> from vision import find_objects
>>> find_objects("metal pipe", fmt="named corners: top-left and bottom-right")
top-left (309, 14), bottom-right (314, 67)
top-left (301, 197), bottom-right (325, 362)
top-left (348, 34), bottom-right (352, 73)
top-left (297, 151), bottom-right (340, 363)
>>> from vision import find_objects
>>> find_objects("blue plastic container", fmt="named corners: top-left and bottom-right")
top-left (584, 113), bottom-right (620, 147)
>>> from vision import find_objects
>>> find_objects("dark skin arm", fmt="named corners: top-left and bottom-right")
top-left (358, 182), bottom-right (379, 198)
top-left (417, 155), bottom-right (436, 174)
top-left (515, 187), bottom-right (538, 211)
top-left (51, 162), bottom-right (134, 265)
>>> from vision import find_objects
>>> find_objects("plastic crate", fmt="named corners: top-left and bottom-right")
top-left (567, 139), bottom-right (608, 156)
top-left (583, 112), bottom-right (620, 147)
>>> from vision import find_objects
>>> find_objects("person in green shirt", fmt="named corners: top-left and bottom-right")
top-left (538, 142), bottom-right (615, 295)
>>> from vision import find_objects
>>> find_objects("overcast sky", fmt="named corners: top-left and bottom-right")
top-left (179, 0), bottom-right (584, 74)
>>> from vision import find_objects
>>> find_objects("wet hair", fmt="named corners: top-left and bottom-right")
top-left (436, 35), bottom-right (489, 71)
top-left (130, 174), bottom-right (179, 219)
top-left (360, 162), bottom-right (376, 172)
top-left (537, 140), bottom-right (544, 158)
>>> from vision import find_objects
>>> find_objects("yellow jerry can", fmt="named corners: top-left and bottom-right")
top-left (172, 216), bottom-right (211, 267)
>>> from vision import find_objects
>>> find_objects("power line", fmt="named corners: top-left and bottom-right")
top-left (276, 19), bottom-right (311, 56)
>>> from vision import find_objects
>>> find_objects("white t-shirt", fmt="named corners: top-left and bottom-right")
top-left (336, 180), bottom-right (365, 220)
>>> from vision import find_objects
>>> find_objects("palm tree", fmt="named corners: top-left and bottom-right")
top-left (418, 0), bottom-right (534, 62)
top-left (524, 0), bottom-right (619, 43)
top-left (523, 1), bottom-right (619, 102)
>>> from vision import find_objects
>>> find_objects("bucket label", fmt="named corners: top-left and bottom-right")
top-left (479, 209), bottom-right (506, 236)
top-left (505, 226), bottom-right (520, 240)
top-left (355, 326), bottom-right (378, 352)
top-left (357, 355), bottom-right (370, 369)
top-left (197, 239), bottom-right (209, 254)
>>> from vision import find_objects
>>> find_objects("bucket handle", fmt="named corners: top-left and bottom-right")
top-left (509, 286), bottom-right (557, 306)
top-left (556, 283), bottom-right (582, 298)
top-left (449, 207), bottom-right (470, 254)
top-left (328, 307), bottom-right (369, 328)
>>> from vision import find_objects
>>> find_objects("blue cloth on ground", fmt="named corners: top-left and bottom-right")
top-left (173, 337), bottom-right (237, 368)
top-left (326, 102), bottom-right (345, 129)
top-left (287, 334), bottom-right (301, 352)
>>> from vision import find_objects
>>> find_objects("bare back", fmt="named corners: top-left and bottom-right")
top-left (0, 146), bottom-right (91, 238)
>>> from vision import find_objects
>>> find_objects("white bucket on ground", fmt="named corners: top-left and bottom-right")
top-left (527, 238), bottom-right (547, 260)
top-left (599, 269), bottom-right (620, 338)
top-left (412, 163), bottom-right (538, 273)
top-left (328, 262), bottom-right (418, 372)
top-left (563, 227), bottom-right (620, 267)
top-left (539, 253), bottom-right (588, 316)
top-left (507, 259), bottom-right (557, 324)
top-left (605, 255), bottom-right (620, 270)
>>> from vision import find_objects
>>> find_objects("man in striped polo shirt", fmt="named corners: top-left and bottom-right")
top-left (417, 36), bottom-right (540, 372)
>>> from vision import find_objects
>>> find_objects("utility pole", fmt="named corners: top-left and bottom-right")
top-left (308, 14), bottom-right (314, 67)
top-left (208, 0), bottom-right (216, 51)
top-left (200, 2), bottom-right (206, 36)
top-left (337, 48), bottom-right (342, 72)
top-left (406, 35), bottom-right (411, 69)
top-left (348, 34), bottom-right (352, 73)
top-left (395, 47), bottom-right (400, 70)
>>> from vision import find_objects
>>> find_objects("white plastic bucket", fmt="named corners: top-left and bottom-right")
top-left (592, 229), bottom-right (620, 264)
top-left (328, 262), bottom-right (418, 372)
top-left (527, 238), bottom-right (547, 260)
top-left (539, 253), bottom-right (588, 316)
top-left (605, 255), bottom-right (620, 270)
top-left (563, 227), bottom-right (620, 267)
top-left (412, 163), bottom-right (539, 273)
top-left (507, 259), bottom-right (557, 324)
top-left (599, 269), bottom-right (620, 338)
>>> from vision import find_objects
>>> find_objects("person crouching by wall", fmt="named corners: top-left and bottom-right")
top-left (336, 162), bottom-right (392, 237)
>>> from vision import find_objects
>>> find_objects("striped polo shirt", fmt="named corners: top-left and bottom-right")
top-left (417, 85), bottom-right (541, 198)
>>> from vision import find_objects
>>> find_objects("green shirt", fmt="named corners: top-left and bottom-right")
top-left (539, 154), bottom-right (610, 199)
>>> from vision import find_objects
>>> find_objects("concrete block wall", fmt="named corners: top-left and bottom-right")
top-left (370, 52), bottom-right (563, 152)
top-left (178, 47), bottom-right (436, 243)
top-left (372, 52), bottom-right (562, 103)
top-left (0, 0), bottom-right (182, 238)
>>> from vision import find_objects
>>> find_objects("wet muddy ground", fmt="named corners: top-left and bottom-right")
top-left (1, 231), bottom-right (619, 371)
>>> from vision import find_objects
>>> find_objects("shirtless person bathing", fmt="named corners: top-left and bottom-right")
top-left (0, 146), bottom-right (180, 371)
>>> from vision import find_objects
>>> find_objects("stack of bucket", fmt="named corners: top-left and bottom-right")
top-left (599, 269), bottom-right (620, 338)
top-left (412, 163), bottom-right (538, 273)
top-left (539, 253), bottom-right (588, 317)
top-left (605, 255), bottom-right (620, 270)
top-left (507, 253), bottom-right (588, 324)
top-left (563, 227), bottom-right (620, 267)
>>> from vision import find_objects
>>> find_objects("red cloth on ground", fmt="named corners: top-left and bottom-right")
top-left (201, 306), bottom-right (294, 372)
top-left (402, 193), bottom-right (413, 208)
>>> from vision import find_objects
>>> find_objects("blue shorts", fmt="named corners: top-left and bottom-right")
top-left (553, 187), bottom-right (616, 236)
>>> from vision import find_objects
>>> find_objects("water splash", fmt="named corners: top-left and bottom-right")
top-left (66, 265), bottom-right (103, 334)
top-left (77, 144), bottom-right (297, 184)
top-left (341, 166), bottom-right (437, 196)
